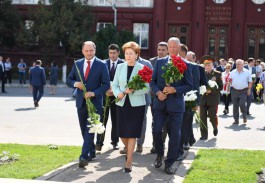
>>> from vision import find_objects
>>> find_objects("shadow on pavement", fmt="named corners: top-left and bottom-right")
top-left (225, 123), bottom-right (251, 131)
top-left (46, 148), bottom-right (188, 183)
top-left (14, 107), bottom-right (36, 111)
top-left (193, 138), bottom-right (217, 148)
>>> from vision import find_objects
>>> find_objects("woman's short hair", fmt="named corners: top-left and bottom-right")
top-left (122, 41), bottom-right (141, 55)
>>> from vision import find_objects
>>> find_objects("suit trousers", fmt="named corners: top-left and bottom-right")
top-left (246, 89), bottom-right (253, 113)
top-left (231, 89), bottom-right (247, 122)
top-left (200, 103), bottom-right (218, 138)
top-left (178, 108), bottom-right (194, 156)
top-left (153, 109), bottom-right (183, 166)
top-left (32, 85), bottom-right (44, 102)
top-left (96, 96), bottom-right (119, 146)
top-left (77, 100), bottom-right (98, 160)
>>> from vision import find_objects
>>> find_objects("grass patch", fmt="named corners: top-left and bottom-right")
top-left (0, 143), bottom-right (80, 179)
top-left (184, 149), bottom-right (265, 183)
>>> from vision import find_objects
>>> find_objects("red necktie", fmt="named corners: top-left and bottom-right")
top-left (84, 61), bottom-right (90, 80)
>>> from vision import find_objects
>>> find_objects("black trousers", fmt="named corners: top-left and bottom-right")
top-left (96, 96), bottom-right (119, 146)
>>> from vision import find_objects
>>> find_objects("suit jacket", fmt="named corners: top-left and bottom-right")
top-left (149, 56), bottom-right (158, 68)
top-left (29, 66), bottom-right (46, 86)
top-left (198, 65), bottom-right (208, 86)
top-left (151, 55), bottom-right (193, 113)
top-left (0, 62), bottom-right (6, 78)
top-left (216, 65), bottom-right (225, 73)
top-left (189, 62), bottom-right (200, 104)
top-left (244, 65), bottom-right (256, 75)
top-left (200, 70), bottom-right (223, 106)
top-left (67, 57), bottom-right (110, 109)
top-left (138, 57), bottom-right (153, 105)
top-left (112, 62), bottom-right (149, 107)
top-left (105, 58), bottom-right (124, 81)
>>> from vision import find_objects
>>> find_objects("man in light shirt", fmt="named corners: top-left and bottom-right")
top-left (229, 59), bottom-right (252, 124)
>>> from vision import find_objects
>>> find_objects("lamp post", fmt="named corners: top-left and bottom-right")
top-left (112, 0), bottom-right (117, 28)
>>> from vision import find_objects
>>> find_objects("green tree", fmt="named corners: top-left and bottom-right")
top-left (18, 0), bottom-right (93, 58)
top-left (92, 26), bottom-right (136, 59)
top-left (0, 0), bottom-right (22, 48)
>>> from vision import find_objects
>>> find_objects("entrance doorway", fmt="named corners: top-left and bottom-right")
top-left (247, 27), bottom-right (265, 60)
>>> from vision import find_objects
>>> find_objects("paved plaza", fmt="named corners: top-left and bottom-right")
top-left (0, 85), bottom-right (265, 182)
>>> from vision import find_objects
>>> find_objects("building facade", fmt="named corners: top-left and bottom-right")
top-left (10, 0), bottom-right (265, 61)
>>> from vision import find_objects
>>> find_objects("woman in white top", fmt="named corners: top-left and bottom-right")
top-left (221, 63), bottom-right (232, 114)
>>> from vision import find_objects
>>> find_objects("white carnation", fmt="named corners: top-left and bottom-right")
top-left (199, 85), bottom-right (207, 95)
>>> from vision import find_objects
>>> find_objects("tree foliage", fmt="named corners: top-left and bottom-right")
top-left (92, 26), bottom-right (136, 59)
top-left (0, 0), bottom-right (22, 48)
top-left (18, 0), bottom-right (94, 57)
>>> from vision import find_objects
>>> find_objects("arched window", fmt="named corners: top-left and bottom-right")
top-left (251, 0), bottom-right (265, 4)
top-left (212, 0), bottom-right (226, 4)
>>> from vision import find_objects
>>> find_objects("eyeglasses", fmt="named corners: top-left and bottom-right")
top-left (226, 67), bottom-right (231, 69)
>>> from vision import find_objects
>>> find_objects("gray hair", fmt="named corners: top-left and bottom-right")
top-left (167, 37), bottom-right (180, 45)
top-left (82, 41), bottom-right (96, 50)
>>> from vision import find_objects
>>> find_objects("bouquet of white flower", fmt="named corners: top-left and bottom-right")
top-left (74, 63), bottom-right (105, 134)
top-left (199, 85), bottom-right (207, 95)
top-left (251, 74), bottom-right (256, 82)
top-left (184, 90), bottom-right (207, 129)
top-left (207, 80), bottom-right (219, 90)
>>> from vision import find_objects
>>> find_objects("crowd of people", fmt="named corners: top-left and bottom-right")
top-left (65, 38), bottom-right (264, 175)
top-left (0, 56), bottom-right (59, 100)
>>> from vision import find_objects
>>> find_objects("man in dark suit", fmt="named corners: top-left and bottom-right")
top-left (0, 56), bottom-right (7, 93)
top-left (149, 42), bottom-right (168, 154)
top-left (95, 44), bottom-right (123, 151)
top-left (215, 58), bottom-right (226, 73)
top-left (29, 60), bottom-right (46, 107)
top-left (67, 41), bottom-right (110, 168)
top-left (244, 58), bottom-right (256, 115)
top-left (199, 56), bottom-right (223, 140)
top-left (151, 37), bottom-right (193, 174)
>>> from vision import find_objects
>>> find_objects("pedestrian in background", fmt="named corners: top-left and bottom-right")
top-left (29, 60), bottom-right (46, 107)
top-left (49, 61), bottom-right (59, 95)
top-left (18, 58), bottom-right (27, 84)
top-left (4, 57), bottom-right (12, 84)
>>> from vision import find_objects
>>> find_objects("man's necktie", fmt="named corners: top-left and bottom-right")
top-left (111, 62), bottom-right (115, 78)
top-left (84, 61), bottom-right (90, 80)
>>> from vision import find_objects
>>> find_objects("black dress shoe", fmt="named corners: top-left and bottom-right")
top-left (112, 144), bottom-right (118, 150)
top-left (189, 138), bottom-right (196, 146)
top-left (150, 147), bottom-right (156, 154)
top-left (154, 156), bottom-right (163, 168)
top-left (95, 144), bottom-right (102, 151)
top-left (2, 91), bottom-right (7, 93)
top-left (165, 165), bottom-right (174, 174)
top-left (176, 155), bottom-right (184, 161)
top-left (213, 129), bottom-right (218, 136)
top-left (78, 158), bottom-right (88, 168)
top-left (183, 142), bottom-right (190, 150)
top-left (200, 136), bottom-right (208, 140)
top-left (123, 167), bottom-right (132, 173)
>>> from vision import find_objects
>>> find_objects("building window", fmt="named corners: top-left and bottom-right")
top-left (133, 23), bottom-right (149, 49)
top-left (97, 0), bottom-right (111, 6)
top-left (96, 22), bottom-right (112, 32)
top-left (25, 20), bottom-right (34, 29)
top-left (12, 0), bottom-right (50, 4)
top-left (247, 27), bottom-right (265, 60)
top-left (212, 0), bottom-right (226, 4)
top-left (168, 24), bottom-right (189, 45)
top-left (174, 0), bottom-right (186, 3)
top-left (251, 0), bottom-right (265, 4)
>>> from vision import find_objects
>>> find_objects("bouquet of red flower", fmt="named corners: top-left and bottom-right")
top-left (162, 55), bottom-right (187, 85)
top-left (127, 65), bottom-right (153, 90)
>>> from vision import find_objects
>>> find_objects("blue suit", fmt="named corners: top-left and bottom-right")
top-left (96, 58), bottom-right (124, 147)
top-left (179, 61), bottom-right (200, 157)
top-left (151, 55), bottom-right (193, 166)
top-left (67, 57), bottom-right (110, 160)
top-left (29, 66), bottom-right (46, 103)
top-left (137, 57), bottom-right (153, 146)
